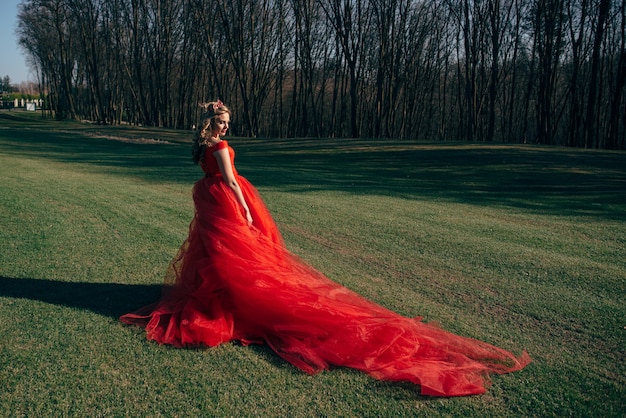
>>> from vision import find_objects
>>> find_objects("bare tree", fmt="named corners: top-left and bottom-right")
top-left (319, 0), bottom-right (371, 138)
top-left (530, 0), bottom-right (566, 145)
top-left (18, 0), bottom-right (79, 119)
top-left (584, 0), bottom-right (611, 148)
top-left (607, 0), bottom-right (626, 149)
top-left (213, 0), bottom-right (285, 137)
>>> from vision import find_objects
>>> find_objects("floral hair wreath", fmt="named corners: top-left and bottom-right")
top-left (213, 100), bottom-right (224, 112)
top-left (199, 100), bottom-right (225, 114)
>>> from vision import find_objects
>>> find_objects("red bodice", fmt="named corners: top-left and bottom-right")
top-left (199, 140), bottom-right (237, 176)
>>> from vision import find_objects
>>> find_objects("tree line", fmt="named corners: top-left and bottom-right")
top-left (17, 0), bottom-right (626, 148)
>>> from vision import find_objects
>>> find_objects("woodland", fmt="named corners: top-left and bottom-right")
top-left (16, 0), bottom-right (626, 148)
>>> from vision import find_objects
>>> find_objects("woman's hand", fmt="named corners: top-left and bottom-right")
top-left (244, 208), bottom-right (253, 226)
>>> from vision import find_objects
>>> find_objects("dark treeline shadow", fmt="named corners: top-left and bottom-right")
top-left (240, 140), bottom-right (626, 221)
top-left (1, 118), bottom-right (624, 220)
top-left (0, 118), bottom-right (198, 185)
top-left (0, 276), bottom-right (161, 319)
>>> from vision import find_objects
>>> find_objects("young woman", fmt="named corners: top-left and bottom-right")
top-left (121, 101), bottom-right (530, 397)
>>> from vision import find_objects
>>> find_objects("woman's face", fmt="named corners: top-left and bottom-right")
top-left (211, 113), bottom-right (230, 137)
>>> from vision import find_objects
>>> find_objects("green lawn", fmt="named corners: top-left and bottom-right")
top-left (0, 111), bottom-right (624, 417)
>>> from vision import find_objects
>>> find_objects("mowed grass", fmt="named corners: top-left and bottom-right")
top-left (0, 111), bottom-right (624, 417)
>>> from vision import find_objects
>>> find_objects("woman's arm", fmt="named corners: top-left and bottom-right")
top-left (213, 147), bottom-right (253, 225)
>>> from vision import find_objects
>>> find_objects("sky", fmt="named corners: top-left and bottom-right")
top-left (0, 0), bottom-right (32, 84)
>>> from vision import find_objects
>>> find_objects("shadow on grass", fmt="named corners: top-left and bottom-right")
top-left (0, 127), bottom-right (199, 184)
top-left (0, 276), bottom-right (161, 319)
top-left (0, 275), bottom-right (433, 399)
top-left (243, 140), bottom-right (626, 217)
top-left (1, 114), bottom-right (625, 220)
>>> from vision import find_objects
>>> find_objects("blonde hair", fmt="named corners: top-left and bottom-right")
top-left (192, 100), bottom-right (231, 164)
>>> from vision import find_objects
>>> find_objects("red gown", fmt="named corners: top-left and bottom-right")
top-left (120, 140), bottom-right (530, 397)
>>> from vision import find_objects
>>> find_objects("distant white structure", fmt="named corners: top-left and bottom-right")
top-left (26, 102), bottom-right (36, 111)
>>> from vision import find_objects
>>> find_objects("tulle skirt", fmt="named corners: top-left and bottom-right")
top-left (120, 174), bottom-right (530, 397)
